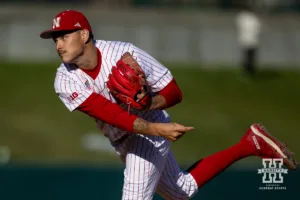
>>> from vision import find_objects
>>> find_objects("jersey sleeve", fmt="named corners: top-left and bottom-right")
top-left (130, 44), bottom-right (173, 93)
top-left (54, 72), bottom-right (93, 112)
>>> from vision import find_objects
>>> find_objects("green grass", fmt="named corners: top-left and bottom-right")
top-left (0, 62), bottom-right (299, 167)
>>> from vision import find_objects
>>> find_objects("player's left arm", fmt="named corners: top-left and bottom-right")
top-left (149, 79), bottom-right (182, 110)
top-left (131, 45), bottom-right (182, 110)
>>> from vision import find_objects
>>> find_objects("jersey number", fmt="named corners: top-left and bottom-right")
top-left (70, 92), bottom-right (78, 101)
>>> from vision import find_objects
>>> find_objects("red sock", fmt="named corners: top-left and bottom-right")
top-left (187, 141), bottom-right (255, 188)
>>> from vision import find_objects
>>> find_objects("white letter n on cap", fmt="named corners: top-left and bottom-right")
top-left (52, 17), bottom-right (61, 29)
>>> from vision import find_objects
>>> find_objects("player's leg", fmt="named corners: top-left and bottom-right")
top-left (155, 141), bottom-right (253, 200)
top-left (155, 151), bottom-right (198, 200)
top-left (247, 47), bottom-right (256, 76)
top-left (115, 134), bottom-right (171, 200)
top-left (186, 123), bottom-right (297, 188)
top-left (156, 123), bottom-right (297, 200)
top-left (242, 47), bottom-right (248, 75)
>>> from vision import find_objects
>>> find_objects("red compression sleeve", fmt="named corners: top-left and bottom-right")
top-left (158, 78), bottom-right (182, 108)
top-left (77, 93), bottom-right (138, 133)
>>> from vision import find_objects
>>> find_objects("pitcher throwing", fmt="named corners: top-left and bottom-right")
top-left (40, 10), bottom-right (297, 200)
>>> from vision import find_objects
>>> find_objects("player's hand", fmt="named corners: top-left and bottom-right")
top-left (153, 123), bottom-right (194, 142)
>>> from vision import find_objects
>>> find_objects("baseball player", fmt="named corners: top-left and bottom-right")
top-left (40, 10), bottom-right (297, 200)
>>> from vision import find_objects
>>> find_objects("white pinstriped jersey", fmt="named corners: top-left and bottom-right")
top-left (54, 40), bottom-right (173, 142)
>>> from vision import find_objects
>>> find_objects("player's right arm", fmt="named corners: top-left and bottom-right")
top-left (78, 93), bottom-right (193, 141)
top-left (133, 118), bottom-right (194, 141)
top-left (55, 72), bottom-right (193, 141)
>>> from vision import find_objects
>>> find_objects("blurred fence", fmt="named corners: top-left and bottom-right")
top-left (1, 0), bottom-right (300, 13)
top-left (0, 165), bottom-right (299, 200)
top-left (1, 5), bottom-right (300, 67)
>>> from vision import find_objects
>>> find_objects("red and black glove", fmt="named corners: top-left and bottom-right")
top-left (107, 52), bottom-right (151, 110)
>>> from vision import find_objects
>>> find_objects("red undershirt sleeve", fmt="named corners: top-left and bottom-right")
top-left (77, 93), bottom-right (138, 133)
top-left (157, 78), bottom-right (182, 108)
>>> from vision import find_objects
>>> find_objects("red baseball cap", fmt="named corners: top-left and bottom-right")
top-left (40, 10), bottom-right (92, 39)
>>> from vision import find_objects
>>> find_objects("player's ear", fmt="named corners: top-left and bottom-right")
top-left (81, 29), bottom-right (89, 44)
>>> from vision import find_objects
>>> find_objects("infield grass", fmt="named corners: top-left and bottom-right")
top-left (0, 62), bottom-right (299, 168)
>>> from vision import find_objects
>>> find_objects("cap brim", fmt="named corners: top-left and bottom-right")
top-left (40, 29), bottom-right (81, 39)
top-left (40, 29), bottom-right (57, 39)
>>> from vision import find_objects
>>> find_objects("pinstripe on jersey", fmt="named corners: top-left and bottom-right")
top-left (115, 133), bottom-right (198, 200)
top-left (54, 40), bottom-right (173, 142)
top-left (54, 40), bottom-right (198, 199)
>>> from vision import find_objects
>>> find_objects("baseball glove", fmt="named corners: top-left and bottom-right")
top-left (107, 52), bottom-right (151, 110)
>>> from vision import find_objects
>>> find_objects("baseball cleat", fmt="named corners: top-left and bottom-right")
top-left (242, 123), bottom-right (298, 170)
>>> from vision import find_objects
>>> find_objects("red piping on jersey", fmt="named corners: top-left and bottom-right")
top-left (78, 48), bottom-right (138, 133)
top-left (158, 78), bottom-right (182, 108)
top-left (77, 93), bottom-right (138, 133)
top-left (81, 48), bottom-right (102, 80)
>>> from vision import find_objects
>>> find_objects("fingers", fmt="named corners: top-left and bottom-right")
top-left (168, 132), bottom-right (186, 142)
top-left (159, 122), bottom-right (195, 142)
top-left (168, 136), bottom-right (177, 142)
top-left (168, 135), bottom-right (182, 142)
top-left (136, 92), bottom-right (146, 101)
top-left (176, 126), bottom-right (194, 132)
top-left (172, 123), bottom-right (194, 132)
top-left (167, 123), bottom-right (194, 141)
top-left (182, 127), bottom-right (194, 132)
top-left (138, 74), bottom-right (145, 79)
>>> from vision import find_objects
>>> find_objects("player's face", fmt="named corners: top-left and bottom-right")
top-left (54, 30), bottom-right (85, 63)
